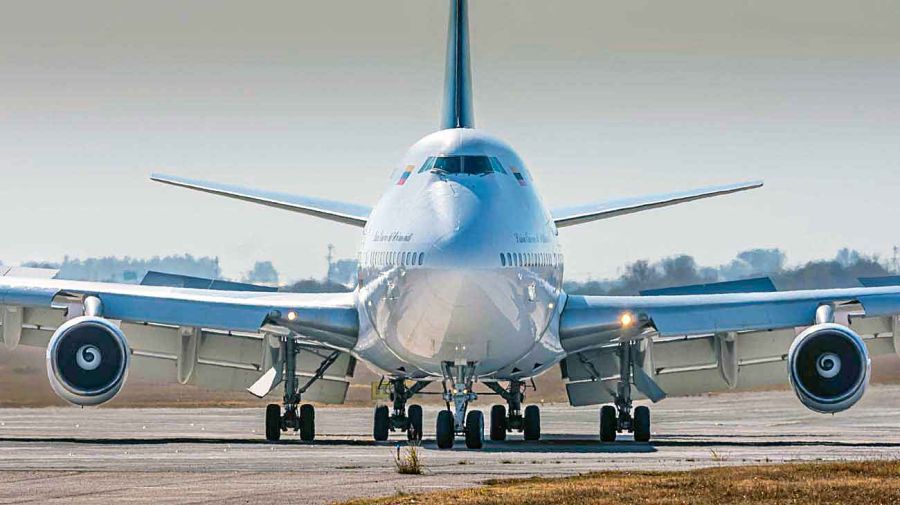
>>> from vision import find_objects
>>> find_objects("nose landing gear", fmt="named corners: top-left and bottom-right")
top-left (437, 361), bottom-right (483, 449)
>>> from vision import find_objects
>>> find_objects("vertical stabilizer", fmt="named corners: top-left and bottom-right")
top-left (441, 0), bottom-right (475, 129)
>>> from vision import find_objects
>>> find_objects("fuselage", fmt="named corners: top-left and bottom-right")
top-left (353, 128), bottom-right (567, 380)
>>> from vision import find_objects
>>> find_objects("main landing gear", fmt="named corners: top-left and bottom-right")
top-left (599, 341), bottom-right (651, 443)
top-left (265, 337), bottom-right (341, 442)
top-left (485, 379), bottom-right (541, 442)
top-left (373, 378), bottom-right (431, 442)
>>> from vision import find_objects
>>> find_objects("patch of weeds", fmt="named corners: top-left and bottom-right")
top-left (394, 441), bottom-right (425, 475)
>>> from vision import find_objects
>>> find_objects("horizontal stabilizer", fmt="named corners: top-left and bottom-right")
top-left (640, 277), bottom-right (777, 296)
top-left (151, 173), bottom-right (370, 227)
top-left (0, 266), bottom-right (59, 279)
top-left (140, 271), bottom-right (277, 292)
top-left (858, 275), bottom-right (900, 288)
top-left (552, 180), bottom-right (763, 228)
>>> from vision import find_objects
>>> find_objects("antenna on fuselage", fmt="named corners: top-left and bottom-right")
top-left (441, 0), bottom-right (475, 129)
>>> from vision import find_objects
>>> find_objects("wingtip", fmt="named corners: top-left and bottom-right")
top-left (150, 173), bottom-right (182, 185)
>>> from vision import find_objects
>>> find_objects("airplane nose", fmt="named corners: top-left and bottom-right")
top-left (424, 180), bottom-right (499, 268)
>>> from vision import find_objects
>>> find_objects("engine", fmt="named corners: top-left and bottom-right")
top-left (45, 316), bottom-right (130, 406)
top-left (787, 323), bottom-right (870, 414)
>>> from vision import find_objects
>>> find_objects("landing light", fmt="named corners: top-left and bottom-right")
top-left (287, 311), bottom-right (298, 322)
top-left (620, 312), bottom-right (634, 327)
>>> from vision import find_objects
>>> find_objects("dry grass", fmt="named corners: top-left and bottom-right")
top-left (393, 441), bottom-right (425, 475)
top-left (343, 460), bottom-right (900, 505)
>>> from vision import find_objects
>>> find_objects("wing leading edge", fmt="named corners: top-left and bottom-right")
top-left (551, 180), bottom-right (763, 228)
top-left (0, 276), bottom-right (359, 350)
top-left (560, 285), bottom-right (900, 351)
top-left (151, 173), bottom-right (371, 227)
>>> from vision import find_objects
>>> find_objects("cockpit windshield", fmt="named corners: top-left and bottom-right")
top-left (419, 156), bottom-right (506, 176)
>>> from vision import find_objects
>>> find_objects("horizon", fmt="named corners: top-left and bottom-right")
top-left (4, 244), bottom-right (896, 287)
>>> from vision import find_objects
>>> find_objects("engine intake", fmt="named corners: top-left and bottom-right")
top-left (787, 323), bottom-right (870, 414)
top-left (46, 316), bottom-right (130, 406)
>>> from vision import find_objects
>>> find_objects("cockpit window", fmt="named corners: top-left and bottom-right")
top-left (418, 156), bottom-right (506, 176)
top-left (434, 156), bottom-right (463, 174)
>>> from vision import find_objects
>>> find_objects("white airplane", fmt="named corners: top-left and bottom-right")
top-left (1, 0), bottom-right (897, 450)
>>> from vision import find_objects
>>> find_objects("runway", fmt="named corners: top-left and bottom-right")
top-left (0, 385), bottom-right (899, 504)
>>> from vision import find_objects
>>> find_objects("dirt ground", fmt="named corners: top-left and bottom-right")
top-left (341, 461), bottom-right (900, 505)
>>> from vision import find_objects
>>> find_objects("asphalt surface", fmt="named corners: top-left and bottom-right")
top-left (1, 385), bottom-right (899, 504)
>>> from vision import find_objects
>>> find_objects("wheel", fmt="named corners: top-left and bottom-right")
top-left (465, 410), bottom-right (484, 449)
top-left (436, 410), bottom-right (455, 449)
top-left (374, 405), bottom-right (390, 441)
top-left (490, 405), bottom-right (507, 441)
top-left (633, 405), bottom-right (651, 442)
top-left (523, 405), bottom-right (540, 441)
top-left (407, 404), bottom-right (423, 441)
top-left (299, 404), bottom-right (315, 441)
top-left (600, 405), bottom-right (617, 442)
top-left (265, 404), bottom-right (281, 442)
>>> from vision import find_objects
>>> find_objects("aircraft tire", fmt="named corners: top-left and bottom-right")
top-left (374, 405), bottom-right (390, 441)
top-left (299, 404), bottom-right (315, 442)
top-left (436, 410), bottom-right (455, 449)
top-left (407, 404), bottom-right (423, 441)
top-left (265, 404), bottom-right (281, 442)
top-left (600, 405), bottom-right (617, 442)
top-left (523, 405), bottom-right (541, 441)
top-left (633, 406), bottom-right (651, 442)
top-left (465, 410), bottom-right (484, 449)
top-left (490, 404), bottom-right (507, 441)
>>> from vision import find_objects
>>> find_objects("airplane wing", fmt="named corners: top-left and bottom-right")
top-left (151, 173), bottom-right (371, 227)
top-left (551, 180), bottom-right (763, 228)
top-left (558, 284), bottom-right (900, 406)
top-left (0, 275), bottom-right (360, 403)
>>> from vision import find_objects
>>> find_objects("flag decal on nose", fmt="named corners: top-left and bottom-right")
top-left (397, 165), bottom-right (414, 185)
top-left (510, 166), bottom-right (527, 186)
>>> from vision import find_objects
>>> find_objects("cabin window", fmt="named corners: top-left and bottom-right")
top-left (500, 253), bottom-right (506, 267)
top-left (418, 252), bottom-right (425, 266)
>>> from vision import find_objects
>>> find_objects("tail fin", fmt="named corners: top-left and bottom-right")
top-left (441, 0), bottom-right (475, 129)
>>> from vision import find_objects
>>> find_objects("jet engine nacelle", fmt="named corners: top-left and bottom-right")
top-left (46, 316), bottom-right (130, 406)
top-left (787, 323), bottom-right (870, 414)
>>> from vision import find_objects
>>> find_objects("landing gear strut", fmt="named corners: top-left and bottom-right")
top-left (437, 361), bottom-right (482, 449)
top-left (485, 380), bottom-right (541, 441)
top-left (373, 378), bottom-right (430, 442)
top-left (265, 337), bottom-right (340, 442)
top-left (600, 341), bottom-right (651, 442)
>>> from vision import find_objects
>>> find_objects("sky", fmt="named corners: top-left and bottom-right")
top-left (1, 0), bottom-right (899, 281)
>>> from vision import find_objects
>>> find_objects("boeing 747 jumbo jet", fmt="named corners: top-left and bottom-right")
top-left (2, 0), bottom-right (898, 449)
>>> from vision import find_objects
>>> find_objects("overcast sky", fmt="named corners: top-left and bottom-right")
top-left (1, 0), bottom-right (899, 281)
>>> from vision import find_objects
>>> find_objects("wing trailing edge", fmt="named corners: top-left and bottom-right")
top-left (151, 173), bottom-right (370, 227)
top-left (551, 180), bottom-right (763, 228)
